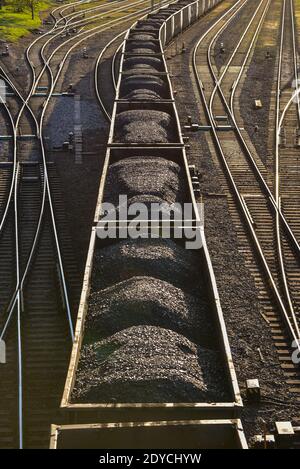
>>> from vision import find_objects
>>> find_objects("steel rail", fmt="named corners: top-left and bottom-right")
top-left (95, 30), bottom-right (126, 121)
top-left (13, 162), bottom-right (22, 449)
top-left (112, 39), bottom-right (125, 90)
top-left (208, 0), bottom-right (253, 125)
top-left (209, 0), bottom-right (266, 125)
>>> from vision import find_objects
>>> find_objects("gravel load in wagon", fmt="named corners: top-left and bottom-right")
top-left (134, 23), bottom-right (159, 31)
top-left (121, 75), bottom-right (167, 97)
top-left (92, 238), bottom-right (202, 293)
top-left (103, 193), bottom-right (185, 221)
top-left (126, 41), bottom-right (159, 53)
top-left (72, 326), bottom-right (228, 403)
top-left (128, 33), bottom-right (157, 41)
top-left (126, 47), bottom-right (158, 55)
top-left (151, 12), bottom-right (171, 17)
top-left (115, 110), bottom-right (173, 143)
top-left (135, 20), bottom-right (163, 29)
top-left (124, 65), bottom-right (160, 76)
top-left (122, 89), bottom-right (162, 101)
top-left (123, 56), bottom-right (163, 71)
top-left (124, 65), bottom-right (161, 75)
top-left (103, 156), bottom-right (187, 206)
top-left (150, 13), bottom-right (171, 20)
top-left (86, 276), bottom-right (212, 345)
top-left (122, 64), bottom-right (161, 75)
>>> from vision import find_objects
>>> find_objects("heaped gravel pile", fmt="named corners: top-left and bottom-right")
top-left (123, 89), bottom-right (162, 101)
top-left (86, 276), bottom-right (212, 345)
top-left (129, 34), bottom-right (157, 41)
top-left (134, 23), bottom-right (159, 31)
top-left (92, 238), bottom-right (201, 293)
top-left (124, 65), bottom-right (161, 74)
top-left (137, 20), bottom-right (163, 28)
top-left (106, 193), bottom-right (185, 220)
top-left (123, 57), bottom-right (162, 71)
top-left (115, 110), bottom-right (173, 143)
top-left (127, 48), bottom-right (157, 55)
top-left (121, 75), bottom-right (167, 97)
top-left (72, 326), bottom-right (227, 403)
top-left (126, 41), bottom-right (159, 52)
top-left (103, 156), bottom-right (187, 205)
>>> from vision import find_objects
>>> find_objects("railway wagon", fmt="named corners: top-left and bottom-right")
top-left (50, 420), bottom-right (248, 449)
top-left (54, 0), bottom-right (246, 449)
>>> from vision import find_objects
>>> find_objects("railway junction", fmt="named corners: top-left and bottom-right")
top-left (0, 0), bottom-right (300, 450)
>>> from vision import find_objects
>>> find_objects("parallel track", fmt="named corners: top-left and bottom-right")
top-left (0, 0), bottom-right (193, 449)
top-left (192, 0), bottom-right (300, 405)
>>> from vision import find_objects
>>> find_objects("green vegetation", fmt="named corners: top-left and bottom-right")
top-left (0, 0), bottom-right (54, 41)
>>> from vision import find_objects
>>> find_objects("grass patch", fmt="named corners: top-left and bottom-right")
top-left (0, 1), bottom-right (54, 42)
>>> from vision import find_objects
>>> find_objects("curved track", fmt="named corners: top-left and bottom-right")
top-left (192, 0), bottom-right (300, 405)
top-left (0, 0), bottom-right (172, 449)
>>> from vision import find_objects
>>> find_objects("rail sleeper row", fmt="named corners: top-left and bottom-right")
top-left (53, 0), bottom-right (246, 449)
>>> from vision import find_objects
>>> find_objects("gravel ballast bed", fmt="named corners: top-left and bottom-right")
top-left (92, 238), bottom-right (201, 293)
top-left (72, 326), bottom-right (228, 403)
top-left (115, 110), bottom-right (174, 143)
top-left (103, 156), bottom-right (187, 205)
top-left (86, 276), bottom-right (212, 346)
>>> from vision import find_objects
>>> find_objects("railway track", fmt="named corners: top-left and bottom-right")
top-left (0, 0), bottom-right (114, 449)
top-left (0, 0), bottom-right (195, 449)
top-left (192, 0), bottom-right (300, 410)
top-left (94, 0), bottom-right (176, 121)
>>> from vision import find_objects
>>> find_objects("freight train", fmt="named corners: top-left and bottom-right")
top-left (50, 0), bottom-right (247, 449)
